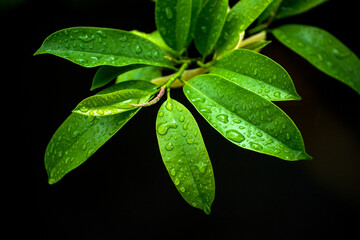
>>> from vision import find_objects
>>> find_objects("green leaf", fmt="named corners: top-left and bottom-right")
top-left (91, 64), bottom-right (146, 91)
top-left (155, 0), bottom-right (192, 53)
top-left (184, 74), bottom-right (311, 161)
top-left (186, 0), bottom-right (203, 46)
top-left (241, 40), bottom-right (272, 52)
top-left (131, 30), bottom-right (177, 56)
top-left (73, 89), bottom-right (154, 116)
top-left (34, 27), bottom-right (175, 69)
top-left (45, 109), bottom-right (139, 184)
top-left (276, 0), bottom-right (329, 19)
top-left (215, 0), bottom-right (273, 57)
top-left (156, 98), bottom-right (215, 214)
top-left (194, 0), bottom-right (228, 57)
top-left (272, 24), bottom-right (360, 94)
top-left (211, 49), bottom-right (301, 101)
top-left (116, 66), bottom-right (162, 83)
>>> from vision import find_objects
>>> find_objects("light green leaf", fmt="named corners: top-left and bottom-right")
top-left (156, 98), bottom-right (215, 214)
top-left (276, 0), bottom-right (329, 19)
top-left (184, 74), bottom-right (311, 161)
top-left (272, 24), bottom-right (360, 94)
top-left (73, 89), bottom-right (154, 116)
top-left (155, 0), bottom-right (192, 53)
top-left (116, 66), bottom-right (162, 83)
top-left (241, 40), bottom-right (272, 51)
top-left (45, 110), bottom-right (139, 184)
top-left (34, 27), bottom-right (175, 69)
top-left (194, 0), bottom-right (228, 57)
top-left (211, 49), bottom-right (301, 101)
top-left (91, 64), bottom-right (146, 91)
top-left (215, 0), bottom-right (273, 57)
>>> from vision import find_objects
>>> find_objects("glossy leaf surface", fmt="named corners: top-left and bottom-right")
top-left (155, 0), bottom-right (192, 53)
top-left (276, 0), bottom-right (328, 19)
top-left (184, 74), bottom-right (311, 161)
top-left (73, 89), bottom-right (153, 116)
top-left (272, 24), bottom-right (360, 94)
top-left (34, 27), bottom-right (174, 69)
top-left (91, 64), bottom-right (145, 90)
top-left (194, 0), bottom-right (228, 57)
top-left (156, 98), bottom-right (215, 214)
top-left (216, 0), bottom-right (273, 57)
top-left (45, 110), bottom-right (139, 184)
top-left (211, 49), bottom-right (301, 101)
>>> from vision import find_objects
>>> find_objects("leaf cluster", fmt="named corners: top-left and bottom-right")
top-left (34, 0), bottom-right (360, 214)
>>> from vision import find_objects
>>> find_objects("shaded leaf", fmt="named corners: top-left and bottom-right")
top-left (216, 0), bottom-right (273, 57)
top-left (116, 66), bottom-right (162, 83)
top-left (276, 0), bottom-right (329, 19)
top-left (34, 27), bottom-right (175, 69)
top-left (272, 24), bottom-right (360, 94)
top-left (155, 0), bottom-right (192, 53)
top-left (156, 98), bottom-right (215, 214)
top-left (91, 64), bottom-right (145, 91)
top-left (211, 49), bottom-right (301, 101)
top-left (194, 0), bottom-right (228, 57)
top-left (184, 74), bottom-right (311, 161)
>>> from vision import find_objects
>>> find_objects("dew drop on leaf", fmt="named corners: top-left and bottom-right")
top-left (165, 142), bottom-right (174, 151)
top-left (119, 35), bottom-right (128, 42)
top-left (216, 114), bottom-right (229, 123)
top-left (250, 142), bottom-right (263, 150)
top-left (165, 7), bottom-right (174, 20)
top-left (170, 169), bottom-right (176, 176)
top-left (157, 122), bottom-right (178, 135)
top-left (226, 129), bottom-right (245, 143)
top-left (135, 45), bottom-right (142, 54)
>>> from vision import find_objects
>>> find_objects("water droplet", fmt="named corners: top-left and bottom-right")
top-left (201, 26), bottom-right (207, 33)
top-left (170, 169), bottom-right (176, 176)
top-left (274, 92), bottom-right (281, 98)
top-left (250, 142), bottom-right (263, 150)
top-left (186, 138), bottom-right (196, 144)
top-left (159, 111), bottom-right (164, 117)
top-left (78, 34), bottom-right (95, 42)
top-left (179, 115), bottom-right (185, 122)
top-left (253, 68), bottom-right (258, 76)
top-left (174, 178), bottom-right (180, 185)
top-left (96, 30), bottom-right (107, 38)
top-left (165, 7), bottom-right (174, 19)
top-left (157, 122), bottom-right (178, 135)
top-left (165, 142), bottom-right (174, 151)
top-left (180, 186), bottom-right (186, 192)
top-left (286, 133), bottom-right (291, 140)
top-left (119, 35), bottom-right (128, 42)
top-left (135, 45), bottom-right (142, 54)
top-left (226, 130), bottom-right (245, 143)
top-left (191, 97), bottom-right (205, 103)
top-left (153, 50), bottom-right (159, 58)
top-left (317, 54), bottom-right (324, 61)
top-left (195, 162), bottom-right (207, 174)
top-left (80, 106), bottom-right (88, 112)
top-left (165, 101), bottom-right (173, 111)
top-left (97, 109), bottom-right (104, 115)
top-left (216, 114), bottom-right (229, 123)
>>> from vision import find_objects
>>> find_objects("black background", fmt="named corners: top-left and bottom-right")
top-left (4, 0), bottom-right (360, 239)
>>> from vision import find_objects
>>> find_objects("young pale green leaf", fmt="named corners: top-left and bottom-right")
top-left (45, 109), bottom-right (139, 184)
top-left (184, 74), bottom-right (311, 161)
top-left (241, 40), bottom-right (272, 52)
top-left (73, 89), bottom-right (154, 116)
top-left (211, 49), bottom-right (301, 101)
top-left (91, 64), bottom-right (146, 91)
top-left (34, 27), bottom-right (175, 69)
top-left (272, 24), bottom-right (360, 94)
top-left (194, 0), bottom-right (228, 57)
top-left (116, 66), bottom-right (162, 84)
top-left (276, 0), bottom-right (329, 19)
top-left (215, 0), bottom-right (273, 57)
top-left (155, 0), bottom-right (192, 53)
top-left (156, 98), bottom-right (215, 214)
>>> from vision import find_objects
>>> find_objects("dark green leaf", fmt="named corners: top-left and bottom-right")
top-left (272, 24), bottom-right (360, 94)
top-left (184, 74), bottom-right (311, 161)
top-left (211, 49), bottom-right (301, 101)
top-left (194, 0), bottom-right (228, 57)
top-left (91, 64), bottom-right (145, 91)
top-left (45, 109), bottom-right (139, 184)
top-left (276, 0), bottom-right (329, 19)
top-left (34, 27), bottom-right (175, 69)
top-left (186, 0), bottom-right (203, 46)
top-left (156, 98), bottom-right (215, 214)
top-left (155, 0), bottom-right (192, 53)
top-left (215, 0), bottom-right (273, 57)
